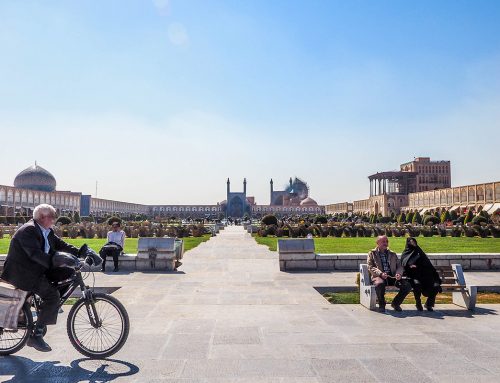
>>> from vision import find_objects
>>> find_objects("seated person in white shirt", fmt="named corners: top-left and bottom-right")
top-left (99, 219), bottom-right (125, 272)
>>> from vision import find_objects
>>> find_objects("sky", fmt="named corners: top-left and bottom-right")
top-left (0, 0), bottom-right (499, 205)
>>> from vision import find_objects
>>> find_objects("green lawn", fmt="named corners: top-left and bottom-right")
top-left (254, 236), bottom-right (500, 253)
top-left (323, 291), bottom-right (500, 304)
top-left (0, 235), bottom-right (211, 255)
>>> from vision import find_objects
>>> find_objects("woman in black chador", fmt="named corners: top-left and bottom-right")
top-left (401, 237), bottom-right (442, 311)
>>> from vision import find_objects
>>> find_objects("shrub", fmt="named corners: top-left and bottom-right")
top-left (406, 226), bottom-right (420, 237)
top-left (463, 227), bottom-right (476, 237)
top-left (377, 217), bottom-right (392, 224)
top-left (343, 226), bottom-right (354, 237)
top-left (397, 213), bottom-right (406, 224)
top-left (489, 225), bottom-right (500, 238)
top-left (384, 226), bottom-right (393, 237)
top-left (314, 215), bottom-right (328, 224)
top-left (471, 215), bottom-right (488, 225)
top-left (423, 215), bottom-right (440, 226)
top-left (473, 225), bottom-right (489, 238)
top-left (437, 226), bottom-right (447, 237)
top-left (440, 210), bottom-right (451, 223)
top-left (262, 214), bottom-right (278, 226)
top-left (421, 226), bottom-right (433, 237)
top-left (107, 216), bottom-right (122, 225)
top-left (405, 212), bottom-right (414, 224)
top-left (412, 212), bottom-right (422, 224)
top-left (464, 210), bottom-right (474, 225)
top-left (56, 216), bottom-right (72, 225)
top-left (450, 210), bottom-right (458, 221)
top-left (364, 226), bottom-right (373, 237)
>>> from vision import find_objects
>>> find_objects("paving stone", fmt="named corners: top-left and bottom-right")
top-left (7, 226), bottom-right (500, 382)
top-left (360, 357), bottom-right (433, 383)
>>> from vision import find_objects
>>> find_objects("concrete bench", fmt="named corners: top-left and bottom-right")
top-left (359, 263), bottom-right (477, 310)
top-left (247, 225), bottom-right (260, 234)
top-left (278, 239), bottom-right (316, 271)
top-left (133, 237), bottom-right (184, 271)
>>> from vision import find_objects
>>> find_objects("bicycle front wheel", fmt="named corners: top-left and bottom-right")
top-left (67, 292), bottom-right (129, 358)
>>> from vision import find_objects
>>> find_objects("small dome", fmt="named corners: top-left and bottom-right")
top-left (300, 197), bottom-right (318, 206)
top-left (14, 163), bottom-right (57, 192)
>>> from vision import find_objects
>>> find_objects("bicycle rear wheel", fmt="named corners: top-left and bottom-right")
top-left (0, 303), bottom-right (33, 355)
top-left (66, 292), bottom-right (129, 358)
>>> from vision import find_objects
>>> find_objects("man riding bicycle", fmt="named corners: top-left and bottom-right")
top-left (1, 204), bottom-right (81, 352)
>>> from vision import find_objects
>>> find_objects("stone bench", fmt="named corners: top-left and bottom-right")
top-left (247, 225), bottom-right (260, 234)
top-left (132, 237), bottom-right (184, 271)
top-left (0, 238), bottom-right (186, 273)
top-left (277, 239), bottom-right (500, 271)
top-left (359, 263), bottom-right (477, 310)
top-left (278, 239), bottom-right (315, 271)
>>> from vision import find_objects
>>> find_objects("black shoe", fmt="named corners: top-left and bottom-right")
top-left (27, 334), bottom-right (52, 352)
top-left (425, 304), bottom-right (434, 312)
top-left (391, 303), bottom-right (403, 312)
top-left (378, 305), bottom-right (386, 313)
top-left (416, 302), bottom-right (423, 311)
top-left (113, 267), bottom-right (119, 272)
top-left (175, 261), bottom-right (183, 269)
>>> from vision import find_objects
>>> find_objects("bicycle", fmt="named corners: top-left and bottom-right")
top-left (0, 245), bottom-right (130, 358)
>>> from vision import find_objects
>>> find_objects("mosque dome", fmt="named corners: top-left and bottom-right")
top-left (14, 163), bottom-right (57, 192)
top-left (300, 197), bottom-right (318, 206)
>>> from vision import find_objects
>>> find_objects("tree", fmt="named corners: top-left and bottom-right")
top-left (73, 211), bottom-right (81, 223)
top-left (262, 214), bottom-right (278, 226)
top-left (450, 210), bottom-right (458, 221)
top-left (412, 211), bottom-right (422, 224)
top-left (397, 212), bottom-right (406, 224)
top-left (440, 210), bottom-right (451, 223)
top-left (464, 210), bottom-right (474, 225)
top-left (107, 216), bottom-right (122, 225)
top-left (56, 216), bottom-right (72, 225)
top-left (405, 211), bottom-right (414, 224)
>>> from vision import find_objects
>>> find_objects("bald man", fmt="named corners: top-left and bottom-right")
top-left (367, 235), bottom-right (411, 312)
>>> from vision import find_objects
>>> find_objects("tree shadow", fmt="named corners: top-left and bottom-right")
top-left (0, 356), bottom-right (139, 382)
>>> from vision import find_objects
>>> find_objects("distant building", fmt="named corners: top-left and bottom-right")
top-left (326, 157), bottom-right (499, 217)
top-left (0, 163), bottom-right (81, 217)
top-left (0, 164), bottom-right (325, 219)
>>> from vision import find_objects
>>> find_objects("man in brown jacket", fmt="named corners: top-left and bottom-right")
top-left (368, 235), bottom-right (411, 312)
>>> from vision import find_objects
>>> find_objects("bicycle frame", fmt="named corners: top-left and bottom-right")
top-left (31, 268), bottom-right (101, 328)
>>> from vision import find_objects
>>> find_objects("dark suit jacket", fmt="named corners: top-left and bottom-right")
top-left (1, 220), bottom-right (79, 291)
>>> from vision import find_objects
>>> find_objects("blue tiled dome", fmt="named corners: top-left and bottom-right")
top-left (14, 164), bottom-right (57, 192)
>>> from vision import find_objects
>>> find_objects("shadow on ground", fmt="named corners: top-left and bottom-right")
top-left (385, 306), bottom-right (498, 319)
top-left (0, 356), bottom-right (139, 382)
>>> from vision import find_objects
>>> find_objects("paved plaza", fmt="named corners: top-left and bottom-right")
top-left (2, 226), bottom-right (500, 382)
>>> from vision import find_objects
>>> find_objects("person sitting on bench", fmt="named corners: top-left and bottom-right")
top-left (99, 219), bottom-right (125, 272)
top-left (367, 235), bottom-right (411, 313)
top-left (401, 237), bottom-right (442, 312)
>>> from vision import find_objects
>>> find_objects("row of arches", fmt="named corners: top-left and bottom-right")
top-left (0, 187), bottom-right (79, 209)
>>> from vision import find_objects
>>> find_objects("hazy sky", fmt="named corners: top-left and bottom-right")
top-left (1, 0), bottom-right (499, 205)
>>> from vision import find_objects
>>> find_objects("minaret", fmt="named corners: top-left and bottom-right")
top-left (270, 179), bottom-right (274, 204)
top-left (289, 177), bottom-right (293, 189)
top-left (243, 178), bottom-right (247, 195)
top-left (227, 178), bottom-right (230, 199)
